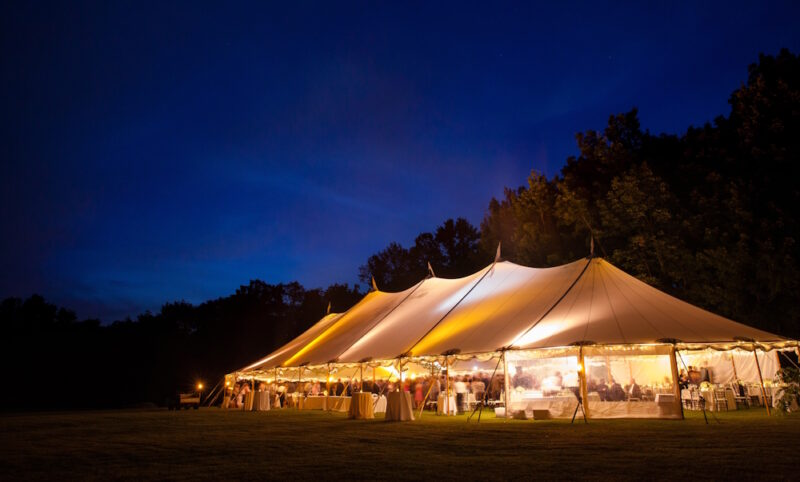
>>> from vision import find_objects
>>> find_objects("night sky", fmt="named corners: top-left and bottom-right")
top-left (3, 2), bottom-right (800, 322)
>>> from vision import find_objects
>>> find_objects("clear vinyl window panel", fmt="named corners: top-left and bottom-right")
top-left (584, 353), bottom-right (680, 419)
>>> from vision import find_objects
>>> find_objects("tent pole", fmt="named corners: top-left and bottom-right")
top-left (753, 344), bottom-right (771, 416)
top-left (297, 367), bottom-right (303, 410)
top-left (326, 364), bottom-right (331, 411)
top-left (669, 346), bottom-right (684, 420)
top-left (503, 351), bottom-right (510, 421)
top-left (729, 351), bottom-right (739, 380)
top-left (578, 346), bottom-right (589, 420)
top-left (445, 357), bottom-right (450, 416)
top-left (417, 372), bottom-right (436, 419)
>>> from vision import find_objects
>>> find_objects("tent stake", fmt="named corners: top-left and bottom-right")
top-left (753, 344), bottom-right (771, 416)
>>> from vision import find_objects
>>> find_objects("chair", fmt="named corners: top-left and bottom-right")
top-left (730, 383), bottom-right (749, 409)
top-left (690, 389), bottom-right (702, 410)
top-left (713, 388), bottom-right (728, 411)
top-left (681, 388), bottom-right (692, 409)
top-left (747, 385), bottom-right (763, 406)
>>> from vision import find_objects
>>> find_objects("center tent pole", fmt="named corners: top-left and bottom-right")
top-left (503, 351), bottom-right (511, 420)
top-left (669, 345), bottom-right (684, 419)
top-left (578, 346), bottom-right (589, 420)
top-left (730, 351), bottom-right (739, 380)
top-left (444, 356), bottom-right (450, 416)
top-left (326, 363), bottom-right (332, 411)
top-left (753, 344), bottom-right (771, 416)
top-left (297, 366), bottom-right (303, 410)
top-left (359, 363), bottom-right (364, 393)
top-left (418, 366), bottom-right (437, 420)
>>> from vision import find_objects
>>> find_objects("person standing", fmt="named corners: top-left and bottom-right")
top-left (414, 381), bottom-right (424, 409)
top-left (455, 376), bottom-right (468, 414)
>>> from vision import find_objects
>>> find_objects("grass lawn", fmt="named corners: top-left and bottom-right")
top-left (1, 407), bottom-right (799, 480)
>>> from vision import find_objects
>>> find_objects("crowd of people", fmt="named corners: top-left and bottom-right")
top-left (227, 366), bottom-right (681, 410)
top-left (225, 371), bottom-right (502, 413)
top-left (586, 378), bottom-right (643, 401)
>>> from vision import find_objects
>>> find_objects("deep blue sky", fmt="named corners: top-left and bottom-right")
top-left (2, 1), bottom-right (799, 321)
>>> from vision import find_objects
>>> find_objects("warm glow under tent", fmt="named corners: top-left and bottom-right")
top-left (231, 257), bottom-right (798, 419)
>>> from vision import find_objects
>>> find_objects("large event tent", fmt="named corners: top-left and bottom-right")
top-left (230, 256), bottom-right (798, 419)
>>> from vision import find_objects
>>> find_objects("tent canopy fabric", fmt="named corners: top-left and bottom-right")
top-left (239, 257), bottom-right (792, 373)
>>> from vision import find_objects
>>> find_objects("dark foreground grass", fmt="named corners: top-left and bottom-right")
top-left (1, 408), bottom-right (798, 481)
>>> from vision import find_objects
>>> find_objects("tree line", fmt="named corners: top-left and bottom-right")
top-left (2, 49), bottom-right (798, 410)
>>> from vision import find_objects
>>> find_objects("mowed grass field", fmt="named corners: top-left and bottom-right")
top-left (1, 408), bottom-right (799, 481)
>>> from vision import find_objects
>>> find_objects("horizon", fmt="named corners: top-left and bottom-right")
top-left (3, 1), bottom-right (800, 322)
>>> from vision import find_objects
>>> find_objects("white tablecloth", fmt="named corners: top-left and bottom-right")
top-left (654, 393), bottom-right (675, 404)
top-left (348, 392), bottom-right (375, 419)
top-left (300, 396), bottom-right (327, 410)
top-left (385, 392), bottom-right (415, 421)
top-left (326, 396), bottom-right (351, 412)
top-left (374, 395), bottom-right (387, 413)
top-left (437, 394), bottom-right (457, 415)
top-left (253, 390), bottom-right (271, 411)
top-left (509, 395), bottom-right (577, 418)
top-left (700, 389), bottom-right (737, 411)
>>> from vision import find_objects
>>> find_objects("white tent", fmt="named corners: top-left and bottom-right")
top-left (232, 257), bottom-right (798, 419)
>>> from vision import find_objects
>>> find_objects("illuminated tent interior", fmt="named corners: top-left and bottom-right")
top-left (229, 256), bottom-right (798, 419)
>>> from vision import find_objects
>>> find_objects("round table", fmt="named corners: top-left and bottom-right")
top-left (374, 395), bottom-right (387, 413)
top-left (348, 392), bottom-right (375, 419)
top-left (385, 391), bottom-right (415, 421)
top-left (437, 394), bottom-right (456, 415)
top-left (252, 390), bottom-right (271, 411)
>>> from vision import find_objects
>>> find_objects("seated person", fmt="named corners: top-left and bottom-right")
top-left (678, 370), bottom-right (690, 390)
top-left (608, 380), bottom-right (626, 401)
top-left (626, 379), bottom-right (642, 400)
top-left (595, 379), bottom-right (609, 401)
top-left (688, 366), bottom-right (702, 385)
